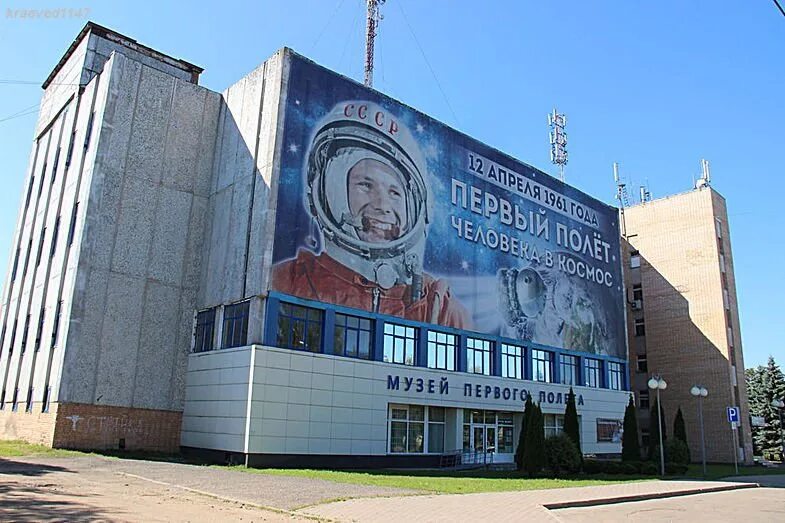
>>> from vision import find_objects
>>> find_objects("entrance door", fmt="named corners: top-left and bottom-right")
top-left (462, 410), bottom-right (515, 464)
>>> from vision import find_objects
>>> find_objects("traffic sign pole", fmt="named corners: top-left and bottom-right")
top-left (728, 407), bottom-right (739, 474)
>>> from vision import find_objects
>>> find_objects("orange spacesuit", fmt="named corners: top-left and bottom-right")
top-left (272, 250), bottom-right (470, 330)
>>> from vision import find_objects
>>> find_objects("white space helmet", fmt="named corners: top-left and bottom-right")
top-left (305, 101), bottom-right (430, 290)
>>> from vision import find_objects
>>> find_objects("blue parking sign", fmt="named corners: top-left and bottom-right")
top-left (727, 406), bottom-right (740, 423)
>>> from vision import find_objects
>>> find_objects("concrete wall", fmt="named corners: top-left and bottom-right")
top-left (199, 49), bottom-right (287, 322)
top-left (58, 51), bottom-right (220, 413)
top-left (182, 345), bottom-right (629, 457)
top-left (624, 187), bottom-right (753, 463)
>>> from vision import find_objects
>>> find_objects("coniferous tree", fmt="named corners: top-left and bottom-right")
top-left (516, 395), bottom-right (534, 470)
top-left (621, 395), bottom-right (641, 462)
top-left (673, 407), bottom-right (691, 463)
top-left (648, 397), bottom-right (667, 461)
top-left (563, 387), bottom-right (582, 460)
top-left (523, 403), bottom-right (545, 476)
top-left (748, 356), bottom-right (785, 460)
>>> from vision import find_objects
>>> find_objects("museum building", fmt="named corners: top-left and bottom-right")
top-left (0, 23), bottom-right (630, 466)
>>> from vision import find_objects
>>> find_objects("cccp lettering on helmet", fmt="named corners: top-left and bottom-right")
top-left (342, 103), bottom-right (398, 136)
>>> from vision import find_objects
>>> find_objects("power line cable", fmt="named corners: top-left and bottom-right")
top-left (774, 0), bottom-right (785, 18)
top-left (0, 79), bottom-right (78, 86)
top-left (396, 1), bottom-right (461, 128)
top-left (0, 103), bottom-right (39, 123)
top-left (311, 0), bottom-right (348, 53)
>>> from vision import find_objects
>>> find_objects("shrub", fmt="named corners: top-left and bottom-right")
top-left (582, 459), bottom-right (603, 474)
top-left (621, 395), bottom-right (641, 462)
top-left (620, 462), bottom-right (640, 475)
top-left (639, 461), bottom-right (659, 475)
top-left (665, 463), bottom-right (689, 475)
top-left (603, 460), bottom-right (622, 475)
top-left (665, 438), bottom-right (690, 465)
top-left (544, 435), bottom-right (581, 477)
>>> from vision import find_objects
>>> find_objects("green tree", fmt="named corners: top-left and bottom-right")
top-left (621, 395), bottom-right (641, 462)
top-left (648, 397), bottom-right (667, 461)
top-left (563, 387), bottom-right (581, 460)
top-left (747, 356), bottom-right (785, 460)
top-left (523, 403), bottom-right (545, 476)
top-left (515, 395), bottom-right (534, 470)
top-left (673, 407), bottom-right (691, 463)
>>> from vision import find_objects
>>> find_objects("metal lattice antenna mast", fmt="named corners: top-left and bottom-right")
top-left (364, 0), bottom-right (385, 87)
top-left (548, 108), bottom-right (568, 182)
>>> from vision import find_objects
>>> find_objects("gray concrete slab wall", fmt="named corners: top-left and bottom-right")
top-left (58, 51), bottom-right (220, 412)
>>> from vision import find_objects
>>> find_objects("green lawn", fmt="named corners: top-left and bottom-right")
top-left (684, 463), bottom-right (785, 481)
top-left (224, 467), bottom-right (655, 494)
top-left (0, 440), bottom-right (83, 458)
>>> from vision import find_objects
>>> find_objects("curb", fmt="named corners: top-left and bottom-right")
top-left (543, 482), bottom-right (759, 510)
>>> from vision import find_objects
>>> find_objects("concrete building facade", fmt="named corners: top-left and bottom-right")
top-left (1, 23), bottom-right (631, 464)
top-left (623, 187), bottom-right (753, 464)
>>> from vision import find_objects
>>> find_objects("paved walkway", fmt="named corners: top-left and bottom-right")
top-left (0, 455), bottom-right (769, 522)
top-left (296, 480), bottom-right (757, 522)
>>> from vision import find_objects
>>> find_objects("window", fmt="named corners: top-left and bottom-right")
top-left (34, 309), bottom-right (44, 352)
top-left (636, 354), bottom-right (648, 373)
top-left (25, 177), bottom-right (34, 209)
top-left (585, 358), bottom-right (601, 388)
top-left (559, 354), bottom-right (578, 385)
top-left (544, 414), bottom-right (564, 438)
top-left (8, 322), bottom-right (17, 356)
top-left (67, 202), bottom-right (79, 246)
top-left (38, 163), bottom-right (46, 197)
top-left (51, 148), bottom-right (60, 184)
top-left (11, 388), bottom-right (19, 412)
top-left (276, 302), bottom-right (322, 352)
top-left (35, 227), bottom-right (46, 267)
top-left (51, 301), bottom-right (63, 349)
top-left (630, 250), bottom-right (641, 269)
top-left (222, 301), bottom-right (250, 349)
top-left (11, 248), bottom-right (19, 281)
top-left (426, 330), bottom-right (456, 371)
top-left (428, 407), bottom-right (446, 454)
top-left (65, 131), bottom-right (76, 167)
top-left (42, 386), bottom-right (51, 413)
top-left (334, 313), bottom-right (372, 359)
top-left (607, 361), bottom-right (623, 390)
top-left (634, 318), bottom-right (646, 337)
top-left (0, 389), bottom-right (5, 410)
top-left (501, 343), bottom-right (523, 379)
top-left (597, 419), bottom-right (622, 443)
top-left (50, 216), bottom-right (60, 258)
top-left (639, 390), bottom-right (650, 410)
top-left (383, 323), bottom-right (416, 365)
top-left (25, 388), bottom-right (33, 413)
top-left (715, 218), bottom-right (722, 239)
top-left (632, 283), bottom-right (643, 302)
top-left (723, 289), bottom-right (730, 310)
top-left (466, 337), bottom-right (492, 375)
top-left (388, 404), bottom-right (425, 453)
top-left (84, 111), bottom-right (95, 150)
top-left (20, 314), bottom-right (30, 354)
top-left (727, 326), bottom-right (734, 348)
top-left (193, 308), bottom-right (216, 353)
top-left (720, 253), bottom-right (726, 273)
top-left (532, 349), bottom-right (552, 383)
top-left (0, 322), bottom-right (6, 354)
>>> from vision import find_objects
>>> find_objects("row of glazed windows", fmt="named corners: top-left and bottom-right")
top-left (193, 299), bottom-right (625, 391)
top-left (388, 405), bottom-right (622, 454)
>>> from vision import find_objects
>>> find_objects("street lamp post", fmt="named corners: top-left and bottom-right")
top-left (691, 385), bottom-right (709, 477)
top-left (648, 376), bottom-right (668, 476)
top-left (772, 399), bottom-right (785, 460)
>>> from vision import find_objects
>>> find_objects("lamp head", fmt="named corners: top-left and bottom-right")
top-left (691, 386), bottom-right (700, 397)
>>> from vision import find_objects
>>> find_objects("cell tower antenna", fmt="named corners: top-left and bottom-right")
top-left (614, 162), bottom-right (629, 237)
top-left (696, 158), bottom-right (711, 189)
top-left (548, 108), bottom-right (568, 182)
top-left (364, 0), bottom-right (386, 87)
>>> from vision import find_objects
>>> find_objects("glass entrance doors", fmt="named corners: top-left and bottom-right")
top-left (463, 410), bottom-right (515, 462)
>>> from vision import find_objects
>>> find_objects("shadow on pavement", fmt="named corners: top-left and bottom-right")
top-left (0, 483), bottom-right (111, 522)
top-left (0, 457), bottom-right (72, 477)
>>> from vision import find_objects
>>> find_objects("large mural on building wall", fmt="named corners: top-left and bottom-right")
top-left (270, 54), bottom-right (626, 358)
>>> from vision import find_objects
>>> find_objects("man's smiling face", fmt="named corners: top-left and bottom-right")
top-left (347, 158), bottom-right (408, 243)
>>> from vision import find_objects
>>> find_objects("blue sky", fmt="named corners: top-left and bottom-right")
top-left (0, 1), bottom-right (782, 368)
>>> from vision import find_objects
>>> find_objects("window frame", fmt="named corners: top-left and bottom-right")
top-left (334, 312), bottom-right (373, 360)
top-left (426, 330), bottom-right (456, 371)
top-left (383, 322), bottom-right (417, 366)
top-left (607, 361), bottom-right (623, 391)
top-left (597, 418), bottom-right (622, 443)
top-left (501, 343), bottom-right (523, 379)
top-left (585, 358), bottom-right (602, 388)
top-left (466, 337), bottom-right (493, 376)
top-left (636, 354), bottom-right (648, 373)
top-left (532, 349), bottom-right (553, 383)
top-left (222, 301), bottom-right (250, 349)
top-left (193, 308), bottom-right (216, 353)
top-left (559, 354), bottom-right (578, 385)
top-left (276, 302), bottom-right (323, 353)
top-left (634, 318), bottom-right (646, 337)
